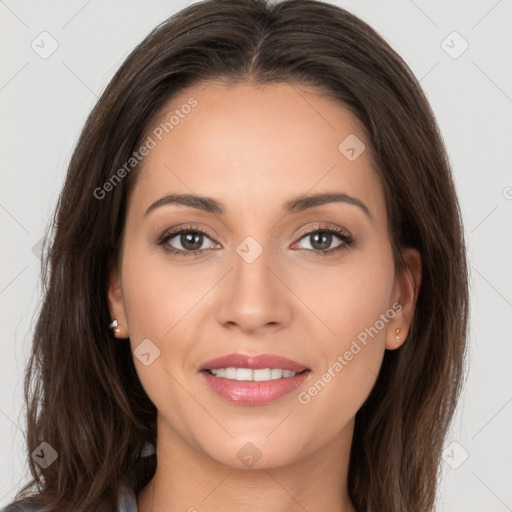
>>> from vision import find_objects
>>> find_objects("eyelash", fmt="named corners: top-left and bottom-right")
top-left (157, 223), bottom-right (354, 258)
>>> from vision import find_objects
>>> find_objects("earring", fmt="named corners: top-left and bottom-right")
top-left (109, 319), bottom-right (129, 338)
top-left (395, 328), bottom-right (401, 342)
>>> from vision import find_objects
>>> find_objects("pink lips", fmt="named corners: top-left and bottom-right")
top-left (200, 353), bottom-right (309, 373)
top-left (199, 353), bottom-right (311, 406)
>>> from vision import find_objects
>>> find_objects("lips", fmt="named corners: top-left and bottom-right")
top-left (200, 369), bottom-right (310, 405)
top-left (199, 353), bottom-right (309, 373)
top-left (198, 353), bottom-right (311, 406)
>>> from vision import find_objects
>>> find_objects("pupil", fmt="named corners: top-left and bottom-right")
top-left (312, 232), bottom-right (331, 250)
top-left (182, 232), bottom-right (202, 250)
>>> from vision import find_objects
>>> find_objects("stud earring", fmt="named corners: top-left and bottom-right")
top-left (395, 328), bottom-right (401, 342)
top-left (109, 319), bottom-right (129, 338)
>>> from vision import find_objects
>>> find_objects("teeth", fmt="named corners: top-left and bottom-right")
top-left (208, 367), bottom-right (298, 381)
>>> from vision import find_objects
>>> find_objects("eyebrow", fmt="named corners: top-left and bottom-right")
top-left (144, 192), bottom-right (371, 219)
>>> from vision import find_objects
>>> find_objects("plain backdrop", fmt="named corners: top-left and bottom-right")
top-left (1, 0), bottom-right (511, 510)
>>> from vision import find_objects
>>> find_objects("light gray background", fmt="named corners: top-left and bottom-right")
top-left (1, 0), bottom-right (511, 510)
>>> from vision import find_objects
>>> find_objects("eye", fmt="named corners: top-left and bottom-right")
top-left (157, 225), bottom-right (218, 257)
top-left (292, 224), bottom-right (354, 256)
top-left (157, 223), bottom-right (354, 258)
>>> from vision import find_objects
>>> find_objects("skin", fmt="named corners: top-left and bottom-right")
top-left (108, 81), bottom-right (421, 512)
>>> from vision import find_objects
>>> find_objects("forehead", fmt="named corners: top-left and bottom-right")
top-left (130, 81), bottom-right (385, 220)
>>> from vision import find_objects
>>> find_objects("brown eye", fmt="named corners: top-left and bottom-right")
top-left (175, 231), bottom-right (204, 251)
top-left (158, 226), bottom-right (218, 257)
top-left (293, 225), bottom-right (354, 256)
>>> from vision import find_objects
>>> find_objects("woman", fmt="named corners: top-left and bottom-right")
top-left (3, 0), bottom-right (469, 511)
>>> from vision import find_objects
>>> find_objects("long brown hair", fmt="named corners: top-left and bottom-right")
top-left (6, 1), bottom-right (469, 511)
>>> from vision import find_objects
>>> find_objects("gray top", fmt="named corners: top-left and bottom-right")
top-left (1, 481), bottom-right (138, 512)
top-left (117, 482), bottom-right (139, 512)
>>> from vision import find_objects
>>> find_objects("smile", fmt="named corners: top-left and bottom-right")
top-left (199, 352), bottom-right (311, 405)
top-left (200, 370), bottom-right (311, 406)
top-left (206, 367), bottom-right (302, 381)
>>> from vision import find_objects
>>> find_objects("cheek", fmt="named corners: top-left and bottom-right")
top-left (119, 244), bottom-right (196, 421)
top-left (296, 304), bottom-right (390, 447)
top-left (120, 238), bottom-right (204, 340)
top-left (295, 241), bottom-right (396, 347)
top-left (293, 247), bottom-right (394, 426)
top-left (119, 240), bottom-right (215, 396)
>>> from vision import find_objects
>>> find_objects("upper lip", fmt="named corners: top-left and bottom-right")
top-left (200, 353), bottom-right (309, 373)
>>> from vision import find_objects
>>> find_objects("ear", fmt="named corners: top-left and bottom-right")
top-left (107, 261), bottom-right (130, 339)
top-left (385, 247), bottom-right (422, 350)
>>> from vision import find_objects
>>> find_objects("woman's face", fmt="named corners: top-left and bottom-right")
top-left (108, 81), bottom-right (419, 469)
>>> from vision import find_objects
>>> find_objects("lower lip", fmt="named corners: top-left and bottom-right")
top-left (200, 370), bottom-right (311, 406)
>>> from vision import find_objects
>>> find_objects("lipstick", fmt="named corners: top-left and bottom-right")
top-left (199, 353), bottom-right (311, 406)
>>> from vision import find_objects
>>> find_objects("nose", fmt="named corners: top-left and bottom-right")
top-left (215, 240), bottom-right (293, 335)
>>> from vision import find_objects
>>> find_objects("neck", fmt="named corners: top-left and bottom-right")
top-left (137, 415), bottom-right (357, 512)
